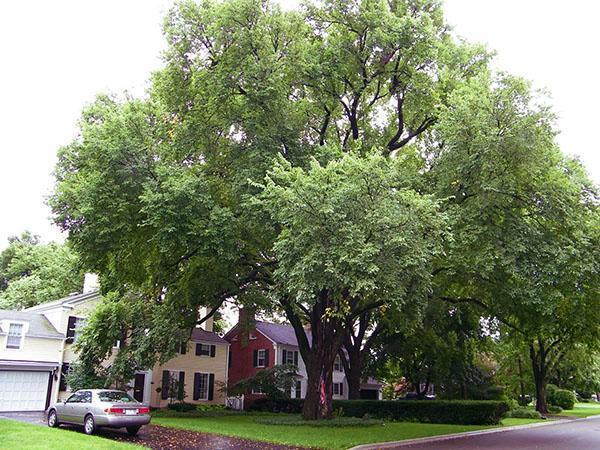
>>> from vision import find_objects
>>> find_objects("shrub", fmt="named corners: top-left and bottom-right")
top-left (167, 402), bottom-right (196, 412)
top-left (250, 399), bottom-right (509, 425)
top-left (249, 398), bottom-right (304, 414)
top-left (507, 407), bottom-right (542, 419)
top-left (547, 388), bottom-right (576, 410)
top-left (547, 405), bottom-right (563, 414)
top-left (254, 416), bottom-right (383, 427)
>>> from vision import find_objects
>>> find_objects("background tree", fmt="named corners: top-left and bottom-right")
top-left (0, 232), bottom-right (84, 309)
top-left (430, 74), bottom-right (600, 413)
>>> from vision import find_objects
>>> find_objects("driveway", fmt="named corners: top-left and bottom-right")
top-left (0, 411), bottom-right (306, 450)
top-left (381, 416), bottom-right (600, 450)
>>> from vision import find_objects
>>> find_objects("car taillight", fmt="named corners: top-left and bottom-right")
top-left (104, 407), bottom-right (125, 414)
top-left (138, 407), bottom-right (150, 414)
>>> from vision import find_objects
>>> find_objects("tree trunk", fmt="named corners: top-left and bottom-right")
top-left (281, 290), bottom-right (345, 420)
top-left (517, 357), bottom-right (527, 406)
top-left (346, 371), bottom-right (362, 400)
top-left (302, 361), bottom-right (324, 420)
top-left (530, 341), bottom-right (549, 414)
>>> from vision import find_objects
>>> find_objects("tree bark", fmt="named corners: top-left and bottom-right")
top-left (530, 341), bottom-right (549, 414)
top-left (340, 312), bottom-right (382, 400)
top-left (280, 291), bottom-right (345, 420)
top-left (517, 357), bottom-right (527, 406)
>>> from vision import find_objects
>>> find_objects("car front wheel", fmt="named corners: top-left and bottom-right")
top-left (83, 415), bottom-right (96, 435)
top-left (126, 425), bottom-right (141, 436)
top-left (47, 410), bottom-right (59, 428)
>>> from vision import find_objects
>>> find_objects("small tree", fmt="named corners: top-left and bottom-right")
top-left (166, 375), bottom-right (186, 406)
top-left (227, 364), bottom-right (298, 400)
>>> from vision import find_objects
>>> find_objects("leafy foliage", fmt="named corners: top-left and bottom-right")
top-left (251, 398), bottom-right (510, 425)
top-left (0, 232), bottom-right (84, 310)
top-left (227, 364), bottom-right (299, 400)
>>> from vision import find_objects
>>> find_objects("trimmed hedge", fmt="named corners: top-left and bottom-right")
top-left (507, 407), bottom-right (542, 419)
top-left (250, 398), bottom-right (509, 425)
top-left (254, 416), bottom-right (383, 427)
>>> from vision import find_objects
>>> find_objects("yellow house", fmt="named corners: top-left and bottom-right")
top-left (14, 285), bottom-right (229, 410)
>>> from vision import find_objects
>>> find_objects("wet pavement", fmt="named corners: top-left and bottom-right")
top-left (385, 416), bottom-right (600, 450)
top-left (0, 412), bottom-right (307, 450)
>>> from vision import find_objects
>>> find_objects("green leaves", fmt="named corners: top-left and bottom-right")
top-left (259, 151), bottom-right (447, 315)
top-left (0, 233), bottom-right (83, 310)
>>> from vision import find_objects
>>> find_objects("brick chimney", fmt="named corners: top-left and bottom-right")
top-left (238, 306), bottom-right (256, 348)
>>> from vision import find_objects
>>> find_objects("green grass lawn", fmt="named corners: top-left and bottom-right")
top-left (0, 419), bottom-right (143, 450)
top-left (559, 402), bottom-right (600, 418)
top-left (152, 414), bottom-right (529, 450)
top-left (501, 417), bottom-right (545, 426)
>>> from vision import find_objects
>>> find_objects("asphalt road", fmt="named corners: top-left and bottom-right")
top-left (393, 417), bottom-right (600, 450)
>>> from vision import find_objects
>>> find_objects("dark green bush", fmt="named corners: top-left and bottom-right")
top-left (254, 415), bottom-right (383, 427)
top-left (250, 398), bottom-right (304, 414)
top-left (507, 407), bottom-right (542, 419)
top-left (547, 405), bottom-right (563, 414)
top-left (167, 402), bottom-right (196, 412)
top-left (250, 399), bottom-right (509, 425)
top-left (547, 388), bottom-right (576, 410)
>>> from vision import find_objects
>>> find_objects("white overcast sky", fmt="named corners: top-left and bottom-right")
top-left (0, 0), bottom-right (598, 250)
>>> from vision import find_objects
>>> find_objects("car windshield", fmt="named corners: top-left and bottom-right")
top-left (98, 391), bottom-right (136, 403)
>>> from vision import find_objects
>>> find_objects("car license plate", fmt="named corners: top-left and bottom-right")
top-left (125, 409), bottom-right (138, 415)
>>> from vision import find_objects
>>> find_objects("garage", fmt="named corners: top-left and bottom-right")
top-left (0, 370), bottom-right (51, 412)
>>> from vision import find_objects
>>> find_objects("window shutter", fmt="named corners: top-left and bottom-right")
top-left (264, 349), bottom-right (270, 366)
top-left (65, 316), bottom-right (77, 343)
top-left (180, 342), bottom-right (187, 355)
top-left (282, 349), bottom-right (287, 364)
top-left (340, 383), bottom-right (344, 397)
top-left (161, 371), bottom-right (169, 400)
top-left (196, 343), bottom-right (202, 356)
top-left (210, 344), bottom-right (216, 357)
top-left (294, 351), bottom-right (299, 366)
top-left (253, 349), bottom-right (258, 367)
top-left (193, 373), bottom-right (201, 400)
top-left (59, 363), bottom-right (70, 391)
top-left (208, 373), bottom-right (215, 401)
top-left (178, 371), bottom-right (185, 400)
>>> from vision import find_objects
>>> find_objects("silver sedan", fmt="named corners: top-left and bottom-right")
top-left (46, 389), bottom-right (151, 436)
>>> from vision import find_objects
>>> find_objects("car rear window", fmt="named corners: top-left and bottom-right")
top-left (98, 391), bottom-right (136, 403)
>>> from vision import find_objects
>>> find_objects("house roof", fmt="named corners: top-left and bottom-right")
top-left (0, 309), bottom-right (63, 339)
top-left (191, 327), bottom-right (228, 345)
top-left (254, 321), bottom-right (310, 346)
top-left (25, 290), bottom-right (101, 312)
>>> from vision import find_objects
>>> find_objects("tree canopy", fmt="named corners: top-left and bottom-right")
top-left (0, 232), bottom-right (84, 310)
top-left (50, 0), bottom-right (599, 418)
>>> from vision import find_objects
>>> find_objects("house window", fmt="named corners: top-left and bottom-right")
top-left (284, 350), bottom-right (298, 365)
top-left (6, 323), bottom-right (24, 349)
top-left (251, 386), bottom-right (265, 394)
top-left (291, 380), bottom-right (302, 398)
top-left (73, 318), bottom-right (87, 343)
top-left (256, 349), bottom-right (266, 367)
top-left (333, 382), bottom-right (344, 396)
top-left (195, 343), bottom-right (216, 357)
top-left (194, 373), bottom-right (209, 400)
top-left (333, 355), bottom-right (342, 372)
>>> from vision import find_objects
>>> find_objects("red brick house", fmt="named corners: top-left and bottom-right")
top-left (225, 309), bottom-right (382, 408)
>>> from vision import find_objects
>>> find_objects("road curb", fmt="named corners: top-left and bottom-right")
top-left (348, 418), bottom-right (573, 450)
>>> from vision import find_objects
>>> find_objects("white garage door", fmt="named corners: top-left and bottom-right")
top-left (0, 370), bottom-right (49, 412)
